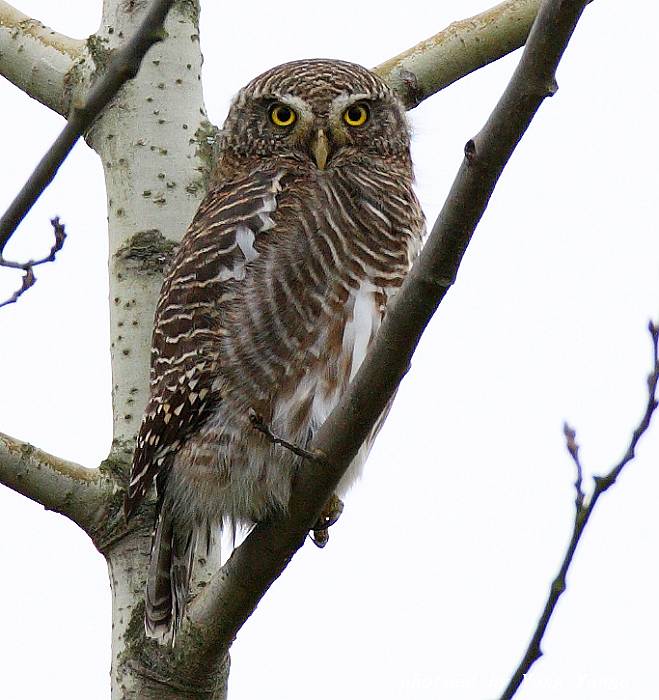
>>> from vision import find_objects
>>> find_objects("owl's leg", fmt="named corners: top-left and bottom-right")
top-left (310, 493), bottom-right (344, 548)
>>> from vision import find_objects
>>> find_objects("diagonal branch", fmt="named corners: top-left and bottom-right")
top-left (0, 431), bottom-right (110, 536)
top-left (375, 0), bottom-right (545, 108)
top-left (170, 0), bottom-right (592, 671)
top-left (0, 0), bottom-right (178, 256)
top-left (0, 0), bottom-right (85, 116)
top-left (499, 320), bottom-right (659, 699)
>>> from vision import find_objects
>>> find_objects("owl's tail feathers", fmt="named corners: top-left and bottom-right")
top-left (145, 510), bottom-right (198, 644)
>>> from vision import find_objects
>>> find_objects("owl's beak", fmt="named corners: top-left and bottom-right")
top-left (310, 129), bottom-right (330, 170)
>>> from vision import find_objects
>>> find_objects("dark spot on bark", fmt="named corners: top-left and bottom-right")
top-left (397, 68), bottom-right (424, 109)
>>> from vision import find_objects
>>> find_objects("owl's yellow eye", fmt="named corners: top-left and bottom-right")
top-left (269, 104), bottom-right (297, 127)
top-left (343, 103), bottom-right (369, 127)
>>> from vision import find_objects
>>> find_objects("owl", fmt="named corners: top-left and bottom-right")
top-left (124, 58), bottom-right (425, 640)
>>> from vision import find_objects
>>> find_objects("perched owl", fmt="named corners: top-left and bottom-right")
top-left (125, 58), bottom-right (425, 640)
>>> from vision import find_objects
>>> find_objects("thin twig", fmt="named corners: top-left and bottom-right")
top-left (563, 421), bottom-right (585, 508)
top-left (0, 267), bottom-right (34, 308)
top-left (0, 0), bottom-right (177, 254)
top-left (248, 410), bottom-right (326, 465)
top-left (499, 321), bottom-right (659, 699)
top-left (0, 217), bottom-right (66, 308)
top-left (595, 319), bottom-right (659, 492)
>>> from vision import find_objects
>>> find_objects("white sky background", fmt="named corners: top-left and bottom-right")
top-left (1, 1), bottom-right (658, 698)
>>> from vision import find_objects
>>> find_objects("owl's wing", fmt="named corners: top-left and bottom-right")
top-left (124, 169), bottom-right (285, 518)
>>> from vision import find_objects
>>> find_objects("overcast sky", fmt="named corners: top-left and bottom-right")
top-left (1, 1), bottom-right (658, 698)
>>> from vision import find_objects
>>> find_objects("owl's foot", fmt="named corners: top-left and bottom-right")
top-left (310, 493), bottom-right (344, 548)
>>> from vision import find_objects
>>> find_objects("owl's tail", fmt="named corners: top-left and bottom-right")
top-left (145, 509), bottom-right (198, 643)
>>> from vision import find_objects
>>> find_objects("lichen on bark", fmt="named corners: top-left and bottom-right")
top-left (115, 228), bottom-right (178, 275)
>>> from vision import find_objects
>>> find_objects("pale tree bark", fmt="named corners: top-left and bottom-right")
top-left (0, 431), bottom-right (108, 530)
top-left (81, 3), bottom-right (225, 695)
top-left (1, 1), bottom-right (635, 698)
top-left (0, 0), bottom-right (85, 115)
top-left (374, 0), bottom-right (546, 107)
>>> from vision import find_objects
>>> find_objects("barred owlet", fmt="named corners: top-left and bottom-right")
top-left (125, 59), bottom-right (425, 640)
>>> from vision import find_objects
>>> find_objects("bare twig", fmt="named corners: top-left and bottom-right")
top-left (248, 410), bottom-right (327, 465)
top-left (0, 267), bottom-right (35, 309)
top-left (500, 321), bottom-right (659, 699)
top-left (595, 319), bottom-right (659, 491)
top-left (172, 0), bottom-right (593, 670)
top-left (563, 421), bottom-right (585, 508)
top-left (0, 217), bottom-right (67, 308)
top-left (0, 0), bottom-right (177, 255)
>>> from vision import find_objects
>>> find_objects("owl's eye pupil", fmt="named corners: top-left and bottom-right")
top-left (344, 103), bottom-right (369, 127)
top-left (347, 107), bottom-right (361, 122)
top-left (270, 104), bottom-right (296, 127)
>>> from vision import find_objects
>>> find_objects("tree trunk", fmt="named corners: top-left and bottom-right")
top-left (82, 2), bottom-right (228, 696)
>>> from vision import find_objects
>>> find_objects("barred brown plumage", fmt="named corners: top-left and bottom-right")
top-left (125, 58), bottom-right (425, 642)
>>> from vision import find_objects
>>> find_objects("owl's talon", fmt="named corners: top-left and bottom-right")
top-left (310, 494), bottom-right (344, 547)
top-left (310, 528), bottom-right (329, 548)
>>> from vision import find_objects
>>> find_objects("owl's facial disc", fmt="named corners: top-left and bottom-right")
top-left (266, 96), bottom-right (334, 169)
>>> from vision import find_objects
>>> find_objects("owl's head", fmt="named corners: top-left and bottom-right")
top-left (217, 59), bottom-right (410, 175)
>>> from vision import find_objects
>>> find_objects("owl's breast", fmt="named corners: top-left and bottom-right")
top-left (268, 277), bottom-right (385, 440)
top-left (216, 164), bottom-right (422, 428)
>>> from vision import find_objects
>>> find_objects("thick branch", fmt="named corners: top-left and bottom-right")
top-left (499, 321), bottom-right (659, 699)
top-left (172, 0), bottom-right (591, 669)
top-left (0, 431), bottom-right (109, 535)
top-left (0, 0), bottom-right (177, 255)
top-left (0, 0), bottom-right (84, 115)
top-left (375, 0), bottom-right (543, 108)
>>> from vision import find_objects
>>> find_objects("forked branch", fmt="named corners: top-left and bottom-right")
top-left (499, 321), bottom-right (659, 699)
